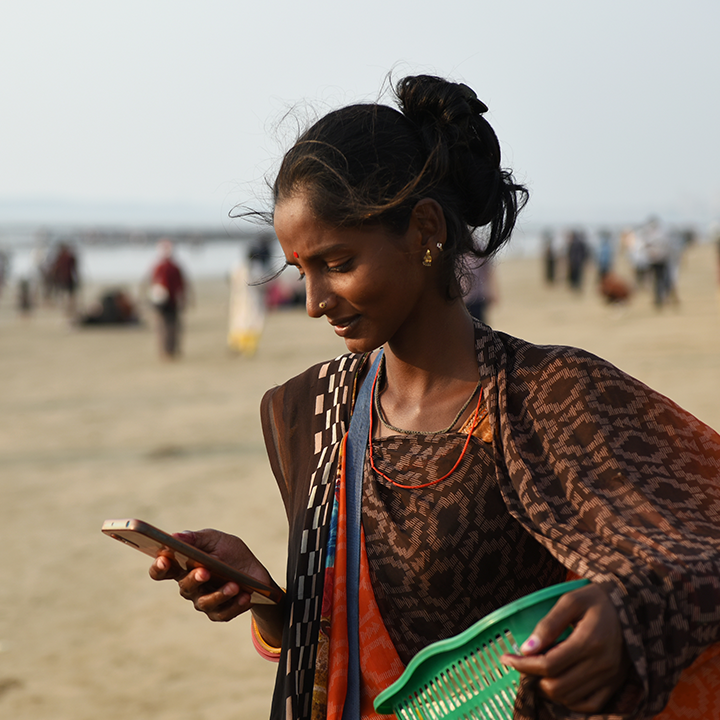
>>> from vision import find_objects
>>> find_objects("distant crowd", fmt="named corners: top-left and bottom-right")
top-left (1, 218), bottom-right (718, 362)
top-left (539, 217), bottom-right (710, 308)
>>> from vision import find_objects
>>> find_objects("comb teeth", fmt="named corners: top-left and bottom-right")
top-left (394, 631), bottom-right (521, 720)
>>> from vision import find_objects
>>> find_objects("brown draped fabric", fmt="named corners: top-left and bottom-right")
top-left (362, 433), bottom-right (568, 666)
top-left (260, 322), bottom-right (720, 720)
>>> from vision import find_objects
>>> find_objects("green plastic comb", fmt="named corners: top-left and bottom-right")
top-left (373, 578), bottom-right (589, 720)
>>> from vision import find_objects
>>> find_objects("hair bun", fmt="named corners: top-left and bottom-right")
top-left (456, 83), bottom-right (488, 115)
top-left (395, 75), bottom-right (500, 167)
top-left (395, 75), bottom-right (505, 226)
top-left (396, 75), bottom-right (487, 138)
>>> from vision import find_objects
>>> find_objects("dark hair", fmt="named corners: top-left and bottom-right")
top-left (270, 75), bottom-right (528, 297)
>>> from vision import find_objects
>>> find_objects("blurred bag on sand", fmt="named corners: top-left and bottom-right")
top-left (600, 273), bottom-right (632, 303)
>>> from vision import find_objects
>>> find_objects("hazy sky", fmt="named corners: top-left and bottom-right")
top-left (1, 0), bottom-right (718, 228)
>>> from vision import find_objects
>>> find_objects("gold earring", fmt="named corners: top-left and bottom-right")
top-left (422, 249), bottom-right (433, 267)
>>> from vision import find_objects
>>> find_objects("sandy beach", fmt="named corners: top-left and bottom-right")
top-left (1, 241), bottom-right (719, 720)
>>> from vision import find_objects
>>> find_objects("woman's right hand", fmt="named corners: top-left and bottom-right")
top-left (149, 528), bottom-right (273, 623)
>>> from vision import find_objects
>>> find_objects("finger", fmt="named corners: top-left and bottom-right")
top-left (544, 643), bottom-right (631, 711)
top-left (200, 589), bottom-right (254, 622)
top-left (559, 681), bottom-right (615, 714)
top-left (501, 615), bottom-right (610, 680)
top-left (148, 555), bottom-right (170, 580)
top-left (518, 590), bottom-right (588, 656)
top-left (194, 582), bottom-right (242, 611)
top-left (180, 570), bottom-right (244, 612)
top-left (174, 529), bottom-right (216, 554)
top-left (500, 646), bottom-right (564, 679)
top-left (149, 554), bottom-right (185, 581)
top-left (177, 566), bottom-right (215, 598)
top-left (536, 655), bottom-right (615, 707)
top-left (172, 530), bottom-right (197, 545)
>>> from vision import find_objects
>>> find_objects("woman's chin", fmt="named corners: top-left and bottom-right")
top-left (340, 335), bottom-right (383, 355)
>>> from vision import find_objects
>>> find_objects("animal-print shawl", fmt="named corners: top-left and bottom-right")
top-left (260, 323), bottom-right (720, 720)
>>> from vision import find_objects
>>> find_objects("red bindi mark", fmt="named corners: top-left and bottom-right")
top-left (293, 251), bottom-right (299, 258)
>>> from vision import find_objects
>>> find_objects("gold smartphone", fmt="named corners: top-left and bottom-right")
top-left (102, 518), bottom-right (284, 605)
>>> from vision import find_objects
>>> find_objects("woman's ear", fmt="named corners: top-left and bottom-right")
top-left (410, 198), bottom-right (447, 251)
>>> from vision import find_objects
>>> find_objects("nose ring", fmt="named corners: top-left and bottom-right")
top-left (319, 301), bottom-right (327, 310)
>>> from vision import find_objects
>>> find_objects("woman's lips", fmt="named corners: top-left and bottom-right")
top-left (330, 315), bottom-right (360, 337)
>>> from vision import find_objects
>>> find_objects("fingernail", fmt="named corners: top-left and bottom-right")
top-left (223, 583), bottom-right (239, 596)
top-left (521, 635), bottom-right (540, 653)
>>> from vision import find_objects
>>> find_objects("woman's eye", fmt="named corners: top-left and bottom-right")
top-left (328, 259), bottom-right (353, 273)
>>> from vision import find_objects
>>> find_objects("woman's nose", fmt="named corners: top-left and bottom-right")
top-left (305, 276), bottom-right (330, 318)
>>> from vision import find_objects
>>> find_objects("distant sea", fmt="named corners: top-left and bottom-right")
top-left (1, 220), bottom-right (714, 287)
top-left (0, 198), bottom-right (265, 284)
top-left (1, 238), bottom-right (253, 285)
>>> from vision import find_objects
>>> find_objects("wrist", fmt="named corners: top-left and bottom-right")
top-left (251, 597), bottom-right (285, 648)
top-left (251, 615), bottom-right (281, 662)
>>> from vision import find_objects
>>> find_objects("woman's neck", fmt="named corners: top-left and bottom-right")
top-left (376, 303), bottom-right (480, 435)
top-left (384, 299), bottom-right (477, 382)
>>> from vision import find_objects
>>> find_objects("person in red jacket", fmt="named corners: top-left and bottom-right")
top-left (52, 242), bottom-right (80, 315)
top-left (148, 239), bottom-right (188, 359)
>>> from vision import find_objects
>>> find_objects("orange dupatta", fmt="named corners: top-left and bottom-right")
top-left (324, 435), bottom-right (405, 720)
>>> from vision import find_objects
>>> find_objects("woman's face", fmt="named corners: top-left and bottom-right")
top-left (273, 194), bottom-right (439, 354)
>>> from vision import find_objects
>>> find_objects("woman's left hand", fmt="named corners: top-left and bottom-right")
top-left (499, 583), bottom-right (631, 713)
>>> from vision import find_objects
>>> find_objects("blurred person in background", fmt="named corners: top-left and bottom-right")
top-left (35, 245), bottom-right (56, 304)
top-left (641, 217), bottom-right (673, 309)
top-left (665, 228), bottom-right (693, 308)
top-left (227, 236), bottom-right (271, 355)
top-left (541, 229), bottom-right (557, 285)
top-left (464, 257), bottom-right (497, 324)
top-left (52, 242), bottom-right (80, 315)
top-left (17, 277), bottom-right (34, 316)
top-left (566, 229), bottom-right (589, 292)
top-left (0, 248), bottom-right (10, 302)
top-left (147, 239), bottom-right (189, 360)
top-left (596, 229), bottom-right (614, 281)
top-left (624, 227), bottom-right (649, 289)
top-left (595, 229), bottom-right (632, 305)
top-left (76, 289), bottom-right (140, 326)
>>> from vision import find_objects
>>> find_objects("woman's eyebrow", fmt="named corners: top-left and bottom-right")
top-left (301, 243), bottom-right (349, 262)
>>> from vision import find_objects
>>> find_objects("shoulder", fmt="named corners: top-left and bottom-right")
top-left (260, 351), bottom-right (368, 463)
top-left (492, 330), bottom-right (627, 386)
top-left (262, 352), bottom-right (365, 420)
top-left (260, 352), bottom-right (366, 517)
top-left (495, 330), bottom-right (603, 365)
top-left (490, 330), bottom-right (711, 437)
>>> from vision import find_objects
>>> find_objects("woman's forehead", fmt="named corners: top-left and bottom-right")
top-left (274, 196), bottom-right (342, 258)
top-left (275, 197), bottom-right (404, 261)
top-left (274, 195), bottom-right (320, 241)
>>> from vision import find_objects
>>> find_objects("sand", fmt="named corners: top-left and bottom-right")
top-left (1, 241), bottom-right (718, 720)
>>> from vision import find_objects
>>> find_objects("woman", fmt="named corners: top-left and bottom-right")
top-left (150, 75), bottom-right (720, 719)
